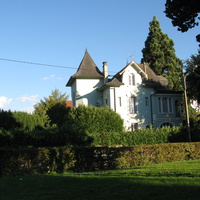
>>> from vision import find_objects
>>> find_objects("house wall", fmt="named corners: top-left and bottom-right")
top-left (70, 81), bottom-right (76, 107)
top-left (70, 63), bottom-right (182, 130)
top-left (152, 94), bottom-right (182, 128)
top-left (73, 79), bottom-right (104, 107)
top-left (103, 65), bottom-right (154, 130)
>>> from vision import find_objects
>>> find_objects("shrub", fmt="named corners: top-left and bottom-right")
top-left (115, 142), bottom-right (200, 168)
top-left (89, 126), bottom-right (180, 146)
top-left (1, 143), bottom-right (200, 176)
top-left (0, 110), bottom-right (45, 131)
top-left (68, 105), bottom-right (124, 133)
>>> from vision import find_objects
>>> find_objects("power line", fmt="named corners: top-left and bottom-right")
top-left (0, 57), bottom-right (119, 74)
top-left (0, 57), bottom-right (77, 70)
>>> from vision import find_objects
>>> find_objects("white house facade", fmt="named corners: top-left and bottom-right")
top-left (66, 50), bottom-right (182, 130)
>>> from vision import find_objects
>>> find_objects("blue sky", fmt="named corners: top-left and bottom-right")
top-left (0, 0), bottom-right (199, 113)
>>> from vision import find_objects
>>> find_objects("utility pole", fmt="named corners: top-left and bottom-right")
top-left (182, 68), bottom-right (191, 142)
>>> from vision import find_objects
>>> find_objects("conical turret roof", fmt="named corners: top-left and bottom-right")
top-left (66, 50), bottom-right (104, 86)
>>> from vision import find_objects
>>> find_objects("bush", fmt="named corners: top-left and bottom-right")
top-left (0, 147), bottom-right (75, 176)
top-left (0, 110), bottom-right (45, 131)
top-left (116, 142), bottom-right (200, 168)
top-left (67, 105), bottom-right (124, 134)
top-left (0, 142), bottom-right (200, 176)
top-left (89, 126), bottom-right (180, 146)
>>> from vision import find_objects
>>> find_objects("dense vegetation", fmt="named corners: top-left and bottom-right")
top-left (141, 16), bottom-right (183, 90)
top-left (0, 143), bottom-right (200, 176)
top-left (165, 0), bottom-right (200, 44)
top-left (1, 103), bottom-right (200, 148)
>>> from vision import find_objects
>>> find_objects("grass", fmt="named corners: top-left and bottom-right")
top-left (0, 159), bottom-right (200, 200)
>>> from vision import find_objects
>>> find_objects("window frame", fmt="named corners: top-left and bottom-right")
top-left (129, 96), bottom-right (137, 114)
top-left (129, 74), bottom-right (135, 86)
top-left (131, 123), bottom-right (139, 131)
top-left (158, 97), bottom-right (173, 114)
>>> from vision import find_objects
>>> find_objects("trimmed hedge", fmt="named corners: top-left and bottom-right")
top-left (0, 110), bottom-right (45, 131)
top-left (90, 126), bottom-right (181, 146)
top-left (0, 142), bottom-right (200, 176)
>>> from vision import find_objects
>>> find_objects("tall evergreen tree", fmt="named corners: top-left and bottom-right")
top-left (141, 16), bottom-right (182, 90)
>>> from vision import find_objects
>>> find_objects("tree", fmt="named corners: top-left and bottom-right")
top-left (164, 0), bottom-right (200, 44)
top-left (34, 89), bottom-right (70, 127)
top-left (141, 16), bottom-right (182, 90)
top-left (68, 105), bottom-right (124, 134)
top-left (185, 50), bottom-right (200, 104)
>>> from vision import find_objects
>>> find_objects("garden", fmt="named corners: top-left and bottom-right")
top-left (0, 102), bottom-right (200, 199)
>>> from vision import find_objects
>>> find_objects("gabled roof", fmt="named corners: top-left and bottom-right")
top-left (107, 61), bottom-right (168, 88)
top-left (99, 61), bottom-right (169, 91)
top-left (66, 50), bottom-right (104, 86)
top-left (137, 63), bottom-right (168, 87)
top-left (116, 61), bottom-right (148, 79)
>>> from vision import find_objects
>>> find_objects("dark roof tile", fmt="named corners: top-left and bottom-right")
top-left (66, 50), bottom-right (104, 86)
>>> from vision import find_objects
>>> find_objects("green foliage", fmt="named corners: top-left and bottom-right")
top-left (89, 126), bottom-right (180, 146)
top-left (0, 110), bottom-right (45, 131)
top-left (185, 50), bottom-right (200, 104)
top-left (0, 147), bottom-right (75, 176)
top-left (0, 143), bottom-right (200, 176)
top-left (164, 0), bottom-right (200, 44)
top-left (68, 105), bottom-right (124, 134)
top-left (12, 112), bottom-right (45, 131)
top-left (34, 89), bottom-right (69, 127)
top-left (141, 16), bottom-right (183, 90)
top-left (116, 142), bottom-right (200, 168)
top-left (0, 110), bottom-right (21, 130)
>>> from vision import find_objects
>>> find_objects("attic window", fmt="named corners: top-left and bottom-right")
top-left (129, 74), bottom-right (135, 85)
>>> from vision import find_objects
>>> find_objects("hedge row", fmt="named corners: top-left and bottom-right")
top-left (2, 126), bottom-right (200, 148)
top-left (0, 142), bottom-right (200, 176)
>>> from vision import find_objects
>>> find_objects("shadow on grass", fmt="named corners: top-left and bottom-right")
top-left (1, 174), bottom-right (200, 200)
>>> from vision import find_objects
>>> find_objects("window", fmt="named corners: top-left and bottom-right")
top-left (162, 98), bottom-right (168, 112)
top-left (175, 100), bottom-right (181, 117)
top-left (129, 74), bottom-right (135, 85)
top-left (96, 102), bottom-right (100, 107)
top-left (168, 98), bottom-right (172, 113)
top-left (105, 99), bottom-right (108, 106)
top-left (158, 97), bottom-right (173, 113)
top-left (118, 97), bottom-right (122, 107)
top-left (145, 97), bottom-right (149, 106)
top-left (131, 123), bottom-right (138, 131)
top-left (129, 96), bottom-right (137, 114)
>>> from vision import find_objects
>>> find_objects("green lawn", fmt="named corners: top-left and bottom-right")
top-left (1, 160), bottom-right (200, 200)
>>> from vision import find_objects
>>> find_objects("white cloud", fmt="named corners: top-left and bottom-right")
top-left (17, 95), bottom-right (38, 103)
top-left (42, 74), bottom-right (62, 81)
top-left (0, 96), bottom-right (13, 108)
top-left (21, 106), bottom-right (35, 114)
top-left (42, 74), bottom-right (55, 80)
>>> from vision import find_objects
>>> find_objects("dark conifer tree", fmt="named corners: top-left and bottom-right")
top-left (141, 16), bottom-right (182, 90)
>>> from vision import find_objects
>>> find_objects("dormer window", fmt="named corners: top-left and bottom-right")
top-left (129, 74), bottom-right (135, 85)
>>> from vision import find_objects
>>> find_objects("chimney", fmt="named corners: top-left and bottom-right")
top-left (103, 61), bottom-right (108, 83)
top-left (143, 62), bottom-right (146, 73)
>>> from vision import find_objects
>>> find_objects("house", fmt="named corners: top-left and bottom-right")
top-left (66, 50), bottom-right (182, 130)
